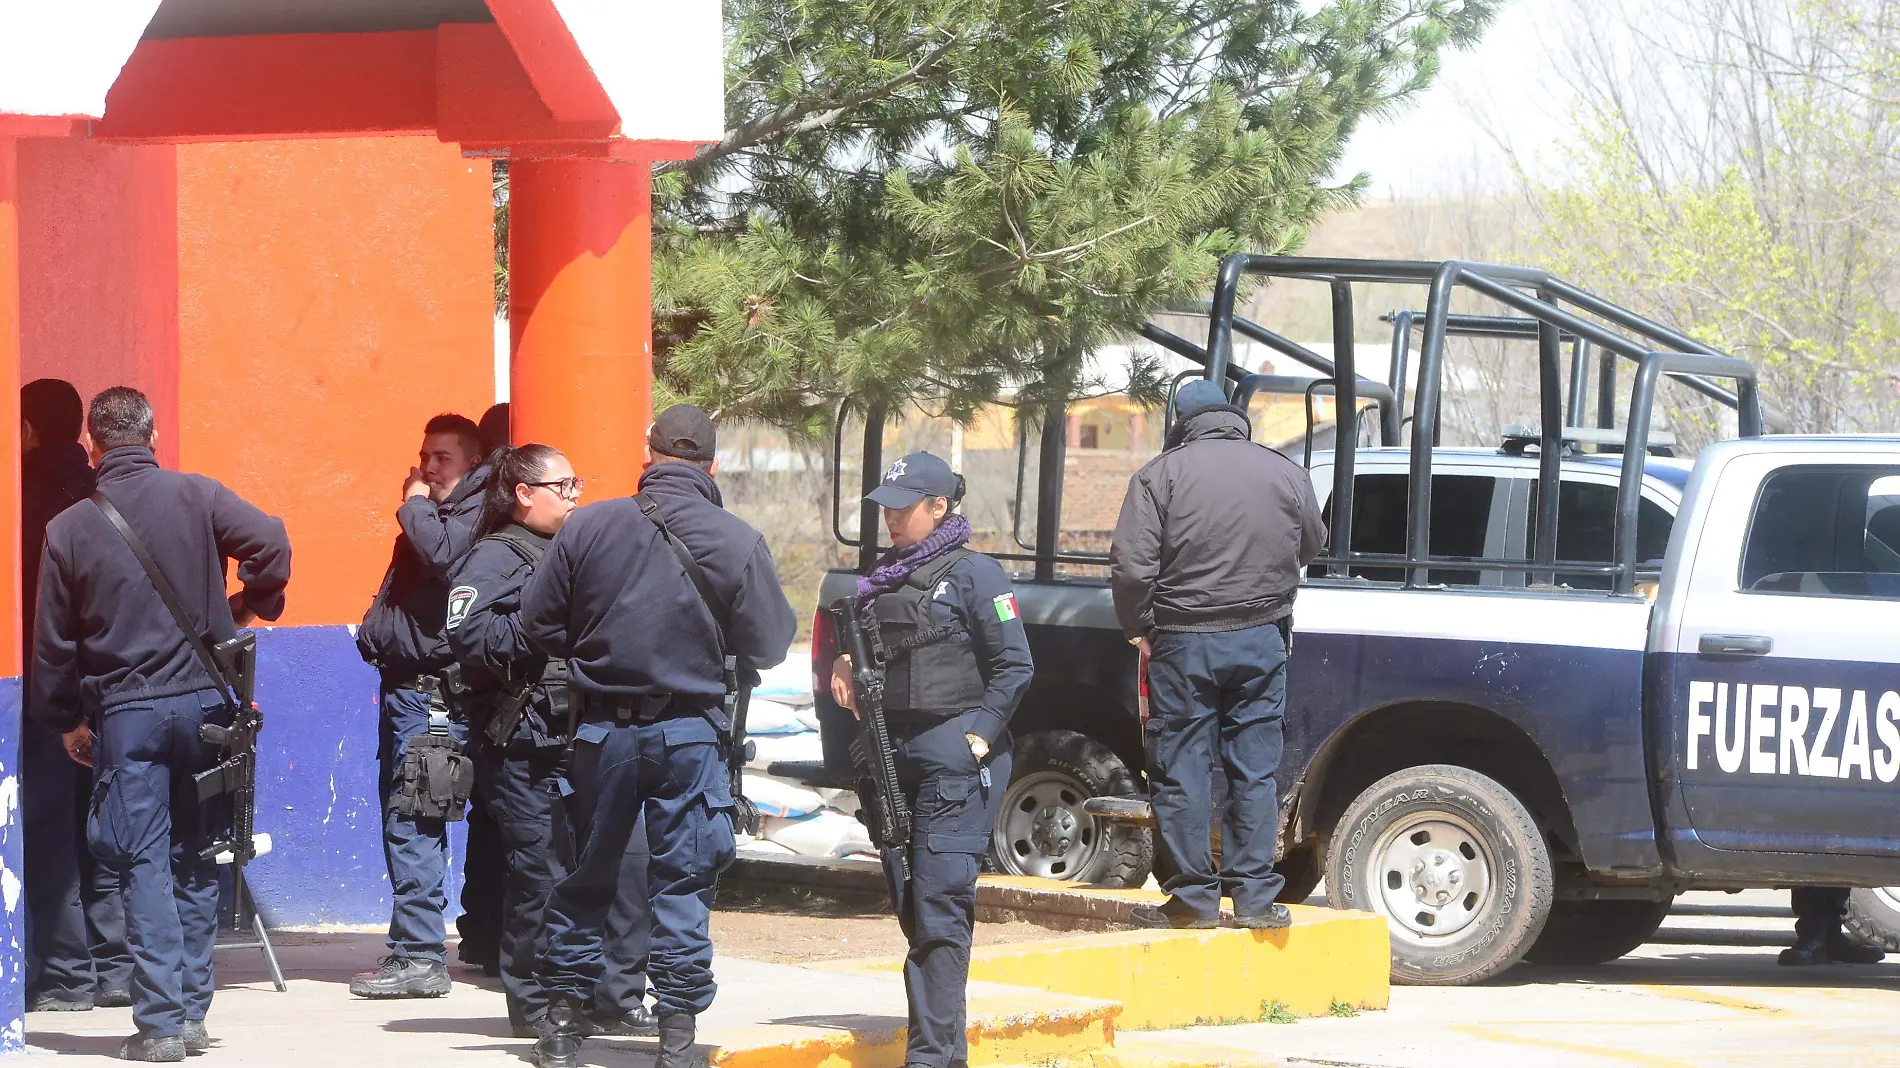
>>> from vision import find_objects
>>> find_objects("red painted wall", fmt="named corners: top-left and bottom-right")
top-left (176, 137), bottom-right (494, 628)
top-left (0, 140), bottom-right (23, 676)
top-left (16, 138), bottom-right (181, 468)
top-left (12, 136), bottom-right (492, 633)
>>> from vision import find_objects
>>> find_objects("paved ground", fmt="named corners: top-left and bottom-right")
top-left (1187, 889), bottom-right (1900, 1068)
top-left (24, 889), bottom-right (1900, 1066)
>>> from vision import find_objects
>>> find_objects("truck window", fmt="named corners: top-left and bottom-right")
top-left (1741, 465), bottom-right (1900, 599)
top-left (1317, 473), bottom-right (1497, 585)
top-left (1524, 481), bottom-right (1674, 591)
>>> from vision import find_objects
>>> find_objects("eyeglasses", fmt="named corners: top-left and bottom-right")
top-left (527, 477), bottom-right (585, 500)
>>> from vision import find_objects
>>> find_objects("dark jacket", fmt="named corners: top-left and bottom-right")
top-left (356, 463), bottom-right (490, 676)
top-left (521, 462), bottom-right (797, 704)
top-left (446, 522), bottom-right (565, 746)
top-left (1109, 407), bottom-right (1325, 638)
top-left (33, 447), bottom-right (291, 731)
top-left (22, 441), bottom-right (95, 669)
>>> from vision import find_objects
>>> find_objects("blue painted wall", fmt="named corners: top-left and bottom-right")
top-left (0, 678), bottom-right (24, 1053)
top-left (246, 626), bottom-right (469, 927)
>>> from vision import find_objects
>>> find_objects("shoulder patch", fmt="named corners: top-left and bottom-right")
top-left (445, 585), bottom-right (478, 630)
top-left (992, 591), bottom-right (1020, 623)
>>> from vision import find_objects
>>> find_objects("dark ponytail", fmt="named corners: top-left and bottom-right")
top-left (475, 443), bottom-right (564, 539)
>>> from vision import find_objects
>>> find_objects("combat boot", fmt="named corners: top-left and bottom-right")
top-left (116, 1034), bottom-right (185, 1062)
top-left (534, 992), bottom-right (587, 1068)
top-left (589, 1001), bottom-right (659, 1037)
top-left (655, 1013), bottom-right (704, 1068)
top-left (180, 1021), bottom-right (211, 1052)
top-left (348, 955), bottom-right (451, 998)
top-left (1827, 932), bottom-right (1887, 964)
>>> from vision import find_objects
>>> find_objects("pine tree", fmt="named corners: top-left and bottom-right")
top-left (649, 0), bottom-right (1499, 425)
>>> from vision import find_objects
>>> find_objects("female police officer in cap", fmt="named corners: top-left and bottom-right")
top-left (445, 445), bottom-right (653, 1039)
top-left (830, 451), bottom-right (1032, 1068)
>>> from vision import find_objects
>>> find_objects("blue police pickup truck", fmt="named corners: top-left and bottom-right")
top-left (805, 256), bottom-right (1900, 985)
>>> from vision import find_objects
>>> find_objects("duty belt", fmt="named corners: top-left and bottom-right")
top-left (580, 692), bottom-right (675, 723)
top-left (391, 666), bottom-right (471, 725)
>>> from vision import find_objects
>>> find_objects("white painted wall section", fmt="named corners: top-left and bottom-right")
top-left (552, 0), bottom-right (724, 144)
top-left (0, 2), bottom-right (162, 118)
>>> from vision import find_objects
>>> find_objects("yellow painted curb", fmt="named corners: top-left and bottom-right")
top-left (710, 991), bottom-right (1121, 1068)
top-left (819, 903), bottom-right (1389, 1031)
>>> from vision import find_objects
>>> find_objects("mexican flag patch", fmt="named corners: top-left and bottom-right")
top-left (992, 592), bottom-right (1020, 622)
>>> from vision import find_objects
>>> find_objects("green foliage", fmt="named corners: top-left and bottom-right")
top-left (650, 0), bottom-right (1498, 424)
top-left (1262, 999), bottom-right (1299, 1024)
top-left (1327, 998), bottom-right (1359, 1018)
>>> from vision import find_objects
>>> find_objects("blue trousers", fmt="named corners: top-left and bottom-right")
top-left (376, 683), bottom-right (469, 963)
top-left (538, 711), bottom-right (734, 1019)
top-left (1145, 622), bottom-right (1288, 917)
top-left (478, 738), bottom-right (649, 1027)
top-left (75, 766), bottom-right (136, 995)
top-left (87, 690), bottom-right (229, 1039)
top-left (23, 725), bottom-right (94, 999)
top-left (880, 712), bottom-right (1012, 1068)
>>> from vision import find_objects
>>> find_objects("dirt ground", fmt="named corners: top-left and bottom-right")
top-left (709, 880), bottom-right (1062, 964)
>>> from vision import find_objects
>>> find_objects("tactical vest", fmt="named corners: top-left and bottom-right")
top-left (875, 548), bottom-right (986, 714)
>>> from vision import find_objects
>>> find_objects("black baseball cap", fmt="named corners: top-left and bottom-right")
top-left (649, 404), bottom-right (717, 462)
top-left (865, 451), bottom-right (957, 509)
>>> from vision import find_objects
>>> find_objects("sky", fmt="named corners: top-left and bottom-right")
top-left (1332, 0), bottom-right (1571, 197)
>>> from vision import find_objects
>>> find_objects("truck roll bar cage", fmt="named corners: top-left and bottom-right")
top-left (1204, 256), bottom-right (1766, 595)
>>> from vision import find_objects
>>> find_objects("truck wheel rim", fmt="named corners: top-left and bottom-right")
top-left (1874, 887), bottom-right (1900, 912)
top-left (996, 771), bottom-right (1102, 880)
top-left (1366, 812), bottom-right (1495, 945)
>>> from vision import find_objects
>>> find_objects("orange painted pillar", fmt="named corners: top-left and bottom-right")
top-left (0, 138), bottom-right (22, 678)
top-left (508, 158), bottom-right (653, 502)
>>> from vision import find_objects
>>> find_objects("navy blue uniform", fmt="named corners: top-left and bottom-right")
top-left (869, 549), bottom-right (1031, 1068)
top-left (446, 525), bottom-right (649, 1030)
top-left (522, 462), bottom-right (796, 1019)
top-left (20, 440), bottom-right (97, 1005)
top-left (32, 446), bottom-right (290, 1040)
top-left (357, 466), bottom-right (489, 966)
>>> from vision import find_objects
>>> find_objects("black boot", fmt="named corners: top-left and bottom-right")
top-left (534, 993), bottom-right (587, 1068)
top-left (656, 1013), bottom-right (703, 1068)
top-left (116, 1035), bottom-right (185, 1062)
top-left (1779, 935), bottom-right (1829, 966)
top-left (589, 1001), bottom-right (659, 1037)
top-left (1129, 900), bottom-right (1217, 930)
top-left (1827, 932), bottom-right (1887, 964)
top-left (347, 956), bottom-right (451, 998)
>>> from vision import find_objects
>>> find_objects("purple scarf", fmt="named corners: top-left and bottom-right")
top-left (856, 513), bottom-right (972, 605)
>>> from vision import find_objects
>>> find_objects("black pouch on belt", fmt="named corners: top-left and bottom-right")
top-left (393, 682), bottom-right (476, 820)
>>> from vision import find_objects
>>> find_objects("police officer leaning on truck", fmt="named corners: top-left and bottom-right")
top-left (444, 442), bottom-right (656, 1039)
top-left (830, 451), bottom-right (1033, 1068)
top-left (522, 405), bottom-right (797, 1068)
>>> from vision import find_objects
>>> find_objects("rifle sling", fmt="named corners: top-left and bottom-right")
top-left (90, 492), bottom-right (238, 716)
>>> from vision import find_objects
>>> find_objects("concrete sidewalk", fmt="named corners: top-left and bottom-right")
top-left (23, 931), bottom-right (1114, 1067)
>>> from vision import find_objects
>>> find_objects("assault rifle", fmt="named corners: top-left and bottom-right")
top-left (833, 596), bottom-right (913, 881)
top-left (196, 632), bottom-right (263, 864)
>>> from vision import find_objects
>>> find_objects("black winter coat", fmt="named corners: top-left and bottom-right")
top-left (33, 447), bottom-right (291, 731)
top-left (1109, 407), bottom-right (1325, 637)
top-left (521, 462), bottom-right (797, 711)
top-left (357, 464), bottom-right (489, 675)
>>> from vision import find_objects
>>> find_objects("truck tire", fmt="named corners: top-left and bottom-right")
top-left (990, 730), bottom-right (1152, 887)
top-left (1275, 844), bottom-right (1323, 904)
top-left (1326, 764), bottom-right (1553, 986)
top-left (1522, 898), bottom-right (1672, 966)
top-left (1845, 888), bottom-right (1900, 952)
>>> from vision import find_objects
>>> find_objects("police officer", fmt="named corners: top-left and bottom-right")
top-left (829, 451), bottom-right (1032, 1068)
top-left (523, 405), bottom-right (796, 1068)
top-left (445, 443), bottom-right (655, 1038)
top-left (20, 378), bottom-right (102, 1014)
top-left (455, 403), bottom-right (515, 977)
top-left (33, 386), bottom-right (291, 1061)
top-left (351, 413), bottom-right (489, 999)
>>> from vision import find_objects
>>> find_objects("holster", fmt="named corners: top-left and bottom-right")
top-left (391, 677), bottom-right (475, 821)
